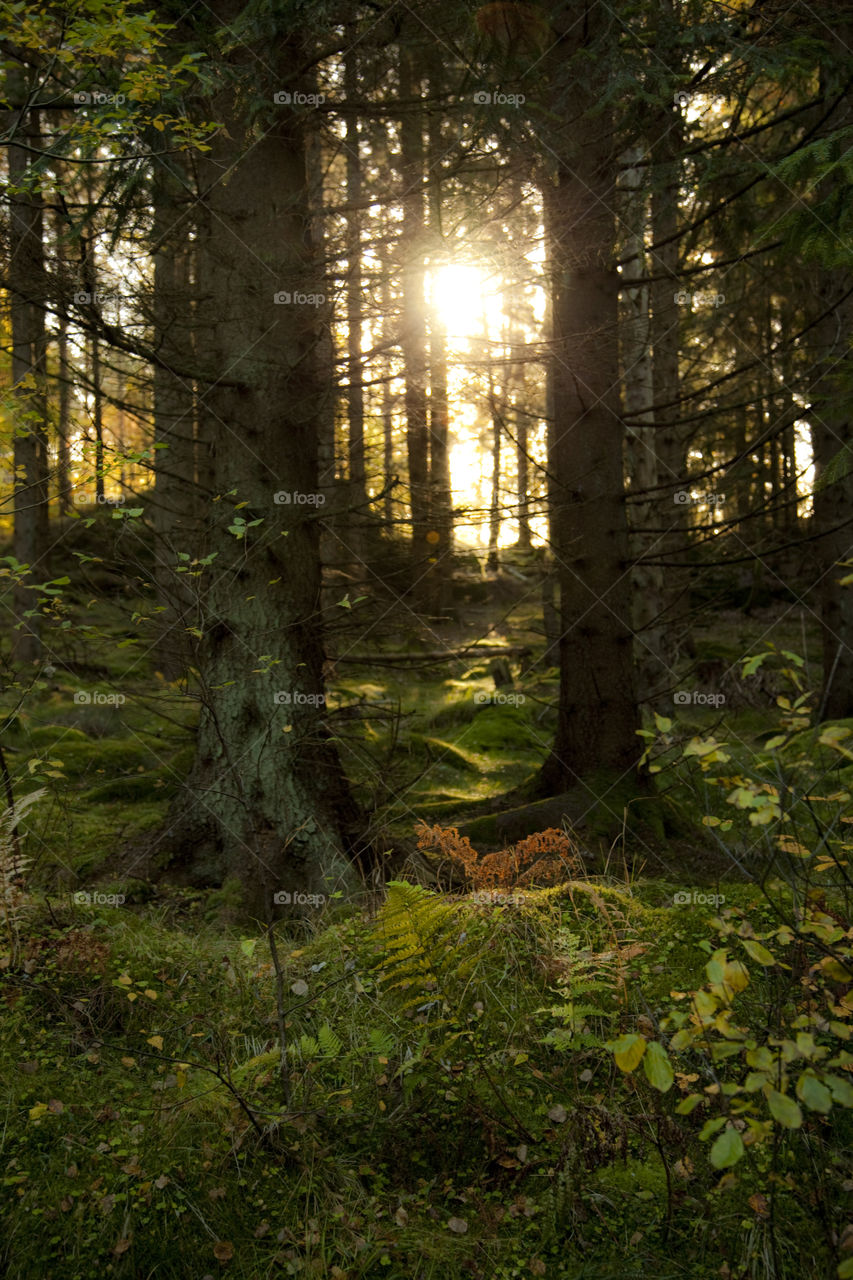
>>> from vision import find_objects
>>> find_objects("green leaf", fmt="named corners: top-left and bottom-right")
top-left (767, 1089), bottom-right (802, 1128)
top-left (709, 1126), bottom-right (745, 1169)
top-left (826, 1074), bottom-right (853, 1107)
top-left (742, 652), bottom-right (770, 676)
top-left (838, 1257), bottom-right (853, 1278)
top-left (740, 938), bottom-right (775, 966)
top-left (643, 1040), bottom-right (674, 1092)
top-left (796, 1072), bottom-right (832, 1113)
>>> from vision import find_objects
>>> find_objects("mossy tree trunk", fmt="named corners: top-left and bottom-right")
top-left (158, 20), bottom-right (360, 914)
top-left (8, 81), bottom-right (48, 664)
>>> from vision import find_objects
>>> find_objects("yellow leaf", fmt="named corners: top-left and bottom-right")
top-left (143, 989), bottom-right (158, 1000)
top-left (147, 1035), bottom-right (164, 1051)
top-left (121, 1057), bottom-right (136, 1068)
top-left (741, 939), bottom-right (775, 965)
top-left (610, 1033), bottom-right (647, 1072)
top-left (29, 1103), bottom-right (48, 1120)
top-left (117, 974), bottom-right (132, 986)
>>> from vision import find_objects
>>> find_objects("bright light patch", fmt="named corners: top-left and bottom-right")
top-left (430, 264), bottom-right (487, 336)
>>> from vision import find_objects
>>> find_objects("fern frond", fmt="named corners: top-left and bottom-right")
top-left (374, 880), bottom-right (465, 1014)
top-left (366, 1028), bottom-right (396, 1057)
top-left (0, 789), bottom-right (44, 955)
top-left (317, 1023), bottom-right (343, 1058)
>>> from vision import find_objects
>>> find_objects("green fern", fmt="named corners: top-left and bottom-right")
top-left (366, 1028), bottom-right (396, 1057)
top-left (317, 1023), bottom-right (342, 1058)
top-left (292, 1023), bottom-right (343, 1061)
top-left (537, 931), bottom-right (617, 1047)
top-left (0, 789), bottom-right (44, 962)
top-left (374, 880), bottom-right (468, 1015)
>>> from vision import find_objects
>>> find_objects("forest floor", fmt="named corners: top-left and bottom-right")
top-left (1, 541), bottom-right (850, 1278)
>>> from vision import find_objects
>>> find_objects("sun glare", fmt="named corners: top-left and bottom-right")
top-left (430, 263), bottom-right (488, 337)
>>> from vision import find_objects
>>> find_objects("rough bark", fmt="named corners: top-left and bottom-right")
top-left (538, 12), bottom-right (639, 793)
top-left (344, 34), bottom-right (366, 517)
top-left (8, 85), bottom-right (48, 663)
top-left (620, 144), bottom-right (668, 706)
top-left (398, 50), bottom-right (431, 589)
top-left (158, 25), bottom-right (360, 913)
top-left (151, 152), bottom-right (197, 680)
top-left (811, 277), bottom-right (853, 719)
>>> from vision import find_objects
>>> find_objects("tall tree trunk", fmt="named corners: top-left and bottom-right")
top-left (620, 144), bottom-right (668, 706)
top-left (538, 13), bottom-right (639, 792)
top-left (8, 85), bottom-right (48, 663)
top-left (650, 113), bottom-right (688, 650)
top-left (425, 53), bottom-right (453, 608)
top-left (160, 31), bottom-right (359, 911)
top-left (151, 153), bottom-right (196, 680)
top-left (487, 384), bottom-right (501, 573)
top-left (56, 294), bottom-right (72, 516)
top-left (811, 276), bottom-right (853, 719)
top-left (810, 44), bottom-right (853, 720)
top-left (344, 33), bottom-right (366, 548)
top-left (515, 409), bottom-right (532, 551)
top-left (398, 50), bottom-right (430, 591)
top-left (89, 331), bottom-right (105, 504)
